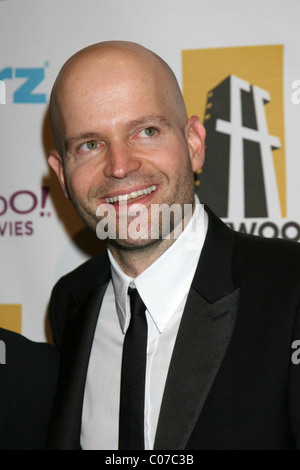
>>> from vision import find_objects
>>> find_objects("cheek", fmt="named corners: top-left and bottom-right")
top-left (156, 144), bottom-right (191, 179)
top-left (66, 165), bottom-right (96, 200)
top-left (148, 136), bottom-right (180, 161)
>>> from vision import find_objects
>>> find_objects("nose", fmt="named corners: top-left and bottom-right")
top-left (103, 141), bottom-right (141, 179)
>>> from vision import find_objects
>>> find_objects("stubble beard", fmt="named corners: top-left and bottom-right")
top-left (66, 159), bottom-right (196, 254)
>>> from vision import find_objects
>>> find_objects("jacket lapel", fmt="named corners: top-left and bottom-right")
top-left (47, 282), bottom-right (108, 450)
top-left (154, 206), bottom-right (241, 450)
top-left (154, 288), bottom-right (240, 450)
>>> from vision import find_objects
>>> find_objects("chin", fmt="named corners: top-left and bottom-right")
top-left (106, 236), bottom-right (163, 253)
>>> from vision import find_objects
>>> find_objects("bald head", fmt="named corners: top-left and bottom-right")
top-left (49, 41), bottom-right (188, 156)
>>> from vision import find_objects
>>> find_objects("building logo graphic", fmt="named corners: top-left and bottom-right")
top-left (202, 74), bottom-right (281, 219)
top-left (182, 45), bottom-right (299, 240)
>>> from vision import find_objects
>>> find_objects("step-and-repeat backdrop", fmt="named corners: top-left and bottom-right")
top-left (1, 0), bottom-right (300, 342)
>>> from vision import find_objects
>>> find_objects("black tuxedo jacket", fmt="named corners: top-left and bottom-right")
top-left (46, 206), bottom-right (300, 450)
top-left (0, 328), bottom-right (59, 450)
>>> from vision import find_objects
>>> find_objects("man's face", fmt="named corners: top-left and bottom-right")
top-left (49, 54), bottom-right (205, 250)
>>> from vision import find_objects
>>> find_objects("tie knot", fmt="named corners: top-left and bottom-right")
top-left (127, 286), bottom-right (136, 296)
top-left (127, 286), bottom-right (146, 320)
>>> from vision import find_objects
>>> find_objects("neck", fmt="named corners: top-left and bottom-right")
top-left (107, 237), bottom-right (175, 278)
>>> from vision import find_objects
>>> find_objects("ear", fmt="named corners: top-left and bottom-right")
top-left (185, 115), bottom-right (206, 172)
top-left (48, 150), bottom-right (69, 199)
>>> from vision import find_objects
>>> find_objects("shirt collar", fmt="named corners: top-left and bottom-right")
top-left (108, 196), bottom-right (208, 333)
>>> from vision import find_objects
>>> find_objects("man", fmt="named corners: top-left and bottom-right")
top-left (0, 327), bottom-right (59, 449)
top-left (46, 41), bottom-right (300, 450)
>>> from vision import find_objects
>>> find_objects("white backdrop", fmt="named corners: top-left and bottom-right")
top-left (0, 0), bottom-right (300, 342)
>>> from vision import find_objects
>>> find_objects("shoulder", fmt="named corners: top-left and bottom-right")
top-left (0, 328), bottom-right (59, 450)
top-left (0, 327), bottom-right (59, 372)
top-left (233, 230), bottom-right (300, 285)
top-left (205, 204), bottom-right (300, 283)
top-left (49, 252), bottom-right (110, 347)
top-left (51, 251), bottom-right (110, 302)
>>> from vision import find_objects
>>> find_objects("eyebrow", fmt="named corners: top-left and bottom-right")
top-left (64, 115), bottom-right (172, 152)
top-left (124, 114), bottom-right (172, 130)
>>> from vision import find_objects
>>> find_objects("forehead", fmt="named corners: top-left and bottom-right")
top-left (57, 54), bottom-right (172, 134)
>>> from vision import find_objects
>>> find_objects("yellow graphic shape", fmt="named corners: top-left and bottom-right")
top-left (182, 45), bottom-right (286, 217)
top-left (0, 304), bottom-right (22, 333)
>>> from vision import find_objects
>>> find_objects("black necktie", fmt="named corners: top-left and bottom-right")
top-left (119, 286), bottom-right (148, 450)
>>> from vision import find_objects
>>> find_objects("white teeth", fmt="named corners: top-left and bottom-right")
top-left (105, 185), bottom-right (157, 204)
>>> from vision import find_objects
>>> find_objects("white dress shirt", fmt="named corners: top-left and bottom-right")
top-left (81, 197), bottom-right (208, 450)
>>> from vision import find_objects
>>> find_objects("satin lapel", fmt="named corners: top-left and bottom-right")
top-left (47, 282), bottom-right (108, 450)
top-left (192, 205), bottom-right (237, 303)
top-left (154, 206), bottom-right (240, 450)
top-left (154, 287), bottom-right (240, 450)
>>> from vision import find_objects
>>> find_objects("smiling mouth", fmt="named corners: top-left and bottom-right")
top-left (105, 185), bottom-right (157, 204)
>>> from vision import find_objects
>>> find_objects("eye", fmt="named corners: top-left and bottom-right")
top-left (79, 140), bottom-right (99, 152)
top-left (140, 127), bottom-right (158, 137)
